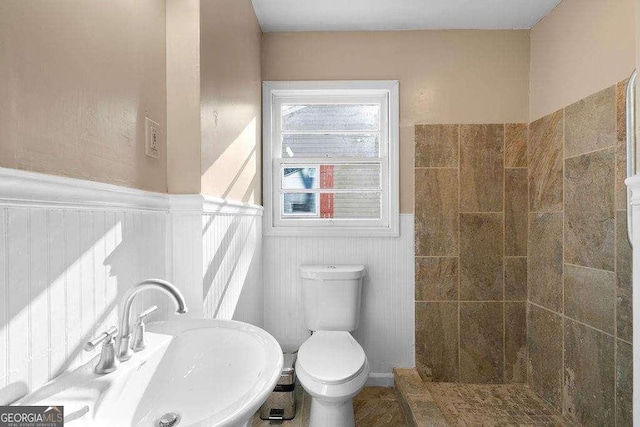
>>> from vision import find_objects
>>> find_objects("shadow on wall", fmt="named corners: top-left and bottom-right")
top-left (202, 213), bottom-right (262, 327)
top-left (0, 208), bottom-right (173, 404)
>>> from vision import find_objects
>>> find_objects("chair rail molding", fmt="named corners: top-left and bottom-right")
top-left (0, 166), bottom-right (168, 211)
top-left (0, 167), bottom-right (264, 215)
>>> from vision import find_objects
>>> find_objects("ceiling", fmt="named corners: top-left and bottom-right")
top-left (251, 0), bottom-right (562, 32)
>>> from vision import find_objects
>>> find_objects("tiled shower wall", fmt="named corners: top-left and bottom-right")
top-left (527, 81), bottom-right (632, 426)
top-left (414, 123), bottom-right (528, 384)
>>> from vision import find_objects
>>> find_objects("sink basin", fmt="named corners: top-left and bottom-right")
top-left (16, 319), bottom-right (283, 426)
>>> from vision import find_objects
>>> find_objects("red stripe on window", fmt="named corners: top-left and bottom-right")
top-left (320, 165), bottom-right (334, 218)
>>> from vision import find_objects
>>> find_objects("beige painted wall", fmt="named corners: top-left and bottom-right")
top-left (262, 30), bottom-right (530, 213)
top-left (530, 0), bottom-right (635, 121)
top-left (166, 0), bottom-right (202, 194)
top-left (0, 0), bottom-right (167, 192)
top-left (200, 0), bottom-right (262, 204)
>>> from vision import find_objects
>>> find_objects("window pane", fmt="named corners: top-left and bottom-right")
top-left (282, 193), bottom-right (318, 216)
top-left (282, 134), bottom-right (379, 158)
top-left (282, 164), bottom-right (380, 190)
top-left (281, 192), bottom-right (381, 219)
top-left (282, 104), bottom-right (379, 131)
top-left (282, 167), bottom-right (319, 190)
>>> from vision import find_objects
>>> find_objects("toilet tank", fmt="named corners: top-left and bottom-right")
top-left (300, 265), bottom-right (365, 332)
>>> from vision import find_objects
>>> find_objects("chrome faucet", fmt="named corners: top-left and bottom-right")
top-left (117, 279), bottom-right (188, 361)
top-left (84, 326), bottom-right (119, 374)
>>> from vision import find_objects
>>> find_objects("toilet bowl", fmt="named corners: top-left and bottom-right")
top-left (296, 331), bottom-right (370, 426)
top-left (297, 265), bottom-right (368, 427)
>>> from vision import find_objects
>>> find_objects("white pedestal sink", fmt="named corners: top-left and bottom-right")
top-left (16, 319), bottom-right (283, 427)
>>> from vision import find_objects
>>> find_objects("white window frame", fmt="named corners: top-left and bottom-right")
top-left (262, 80), bottom-right (399, 237)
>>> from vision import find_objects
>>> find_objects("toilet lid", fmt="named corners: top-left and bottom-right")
top-left (297, 331), bottom-right (366, 385)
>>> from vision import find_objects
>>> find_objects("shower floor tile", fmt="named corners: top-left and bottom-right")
top-left (426, 382), bottom-right (572, 426)
top-left (394, 368), bottom-right (574, 426)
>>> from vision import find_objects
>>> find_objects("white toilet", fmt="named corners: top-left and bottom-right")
top-left (296, 265), bottom-right (369, 427)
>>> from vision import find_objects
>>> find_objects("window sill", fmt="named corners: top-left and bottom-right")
top-left (263, 225), bottom-right (400, 238)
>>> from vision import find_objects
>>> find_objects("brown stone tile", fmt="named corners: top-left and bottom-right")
top-left (529, 110), bottom-right (563, 212)
top-left (415, 302), bottom-right (458, 382)
top-left (415, 124), bottom-right (458, 167)
top-left (564, 264), bottom-right (615, 334)
top-left (616, 339), bottom-right (633, 427)
top-left (415, 168), bottom-right (458, 256)
top-left (505, 302), bottom-right (526, 383)
top-left (355, 386), bottom-right (398, 401)
top-left (460, 124), bottom-right (504, 212)
top-left (394, 368), bottom-right (435, 427)
top-left (427, 383), bottom-right (569, 426)
top-left (563, 319), bottom-right (615, 426)
top-left (354, 388), bottom-right (408, 427)
top-left (565, 85), bottom-right (616, 158)
top-left (505, 123), bottom-right (528, 167)
top-left (459, 302), bottom-right (504, 383)
top-left (528, 304), bottom-right (563, 411)
top-left (616, 79), bottom-right (630, 211)
top-left (406, 394), bottom-right (447, 426)
top-left (505, 257), bottom-right (527, 301)
top-left (616, 210), bottom-right (633, 343)
top-left (460, 213), bottom-right (503, 301)
top-left (529, 213), bottom-right (563, 312)
top-left (415, 257), bottom-right (457, 301)
top-left (564, 148), bottom-right (615, 271)
top-left (505, 168), bottom-right (528, 256)
top-left (394, 368), bottom-right (430, 396)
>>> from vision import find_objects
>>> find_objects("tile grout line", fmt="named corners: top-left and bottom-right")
top-left (457, 123), bottom-right (461, 382)
top-left (528, 300), bottom-right (620, 340)
top-left (524, 126), bottom-right (527, 386)
top-left (412, 123), bottom-right (417, 379)
top-left (564, 143), bottom-right (616, 161)
top-left (526, 122), bottom-right (531, 388)
top-left (561, 106), bottom-right (566, 417)
top-left (613, 82), bottom-right (620, 425)
top-left (416, 300), bottom-right (528, 303)
top-left (563, 261), bottom-right (615, 274)
top-left (503, 123), bottom-right (507, 383)
top-left (414, 166), bottom-right (459, 170)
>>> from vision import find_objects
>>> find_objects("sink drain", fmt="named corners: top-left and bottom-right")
top-left (157, 412), bottom-right (181, 427)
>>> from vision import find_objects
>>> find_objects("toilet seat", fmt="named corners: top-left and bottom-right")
top-left (297, 331), bottom-right (366, 385)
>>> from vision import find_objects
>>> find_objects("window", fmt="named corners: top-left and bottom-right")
top-left (262, 81), bottom-right (399, 236)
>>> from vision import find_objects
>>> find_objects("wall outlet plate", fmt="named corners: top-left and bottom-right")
top-left (145, 117), bottom-right (160, 159)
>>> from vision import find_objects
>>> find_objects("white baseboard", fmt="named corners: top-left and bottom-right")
top-left (366, 373), bottom-right (395, 387)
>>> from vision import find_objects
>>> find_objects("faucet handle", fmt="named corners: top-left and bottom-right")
top-left (83, 326), bottom-right (118, 352)
top-left (131, 306), bottom-right (157, 353)
top-left (137, 305), bottom-right (158, 324)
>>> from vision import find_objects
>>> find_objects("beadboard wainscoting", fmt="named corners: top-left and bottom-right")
top-left (0, 198), bottom-right (173, 397)
top-left (263, 214), bottom-right (415, 385)
top-left (0, 167), bottom-right (264, 401)
top-left (202, 203), bottom-right (263, 327)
